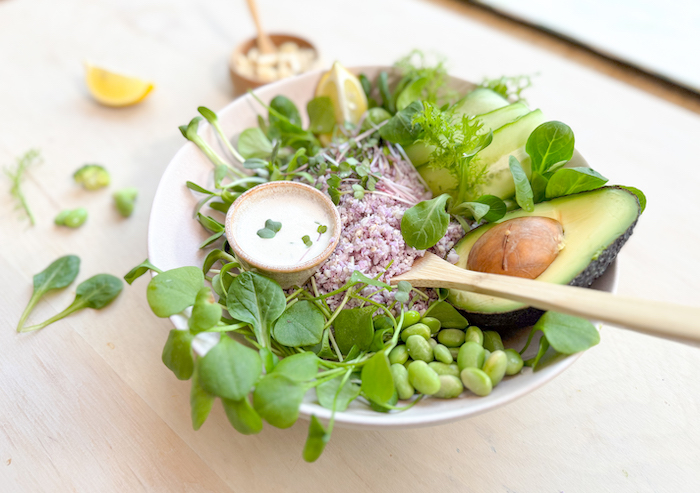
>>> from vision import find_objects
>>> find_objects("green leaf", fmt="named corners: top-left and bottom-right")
top-left (124, 258), bottom-right (162, 285)
top-left (197, 213), bottom-right (224, 233)
top-left (377, 71), bottom-right (395, 114)
top-left (272, 352), bottom-right (320, 382)
top-left (198, 336), bottom-right (262, 401)
top-left (545, 167), bottom-right (608, 199)
top-left (396, 77), bottom-right (429, 111)
top-left (310, 329), bottom-right (336, 360)
top-left (400, 194), bottom-right (450, 249)
top-left (146, 267), bottom-right (204, 318)
top-left (535, 311), bottom-right (600, 354)
top-left (475, 195), bottom-right (507, 222)
top-left (349, 270), bottom-right (391, 289)
top-left (530, 171), bottom-right (549, 204)
top-left (190, 363), bottom-right (215, 430)
top-left (161, 329), bottom-right (195, 380)
top-left (425, 301), bottom-right (468, 328)
top-left (238, 127), bottom-right (273, 159)
top-left (270, 95), bottom-right (302, 127)
top-left (316, 375), bottom-right (361, 411)
top-left (526, 121), bottom-right (575, 174)
top-left (222, 396), bottom-right (263, 435)
top-left (379, 101), bottom-right (424, 146)
top-left (360, 351), bottom-right (394, 405)
top-left (188, 287), bottom-right (223, 333)
top-left (17, 255), bottom-right (80, 330)
top-left (303, 415), bottom-right (330, 463)
top-left (333, 306), bottom-right (375, 354)
top-left (272, 300), bottom-right (325, 347)
top-left (509, 155), bottom-right (534, 212)
top-left (226, 271), bottom-right (286, 347)
top-left (619, 186), bottom-right (647, 213)
top-left (453, 201), bottom-right (490, 222)
top-left (307, 97), bottom-right (336, 134)
top-left (253, 373), bottom-right (305, 428)
top-left (186, 181), bottom-right (214, 195)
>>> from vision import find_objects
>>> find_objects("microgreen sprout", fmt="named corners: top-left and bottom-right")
top-left (257, 219), bottom-right (281, 239)
top-left (179, 117), bottom-right (247, 179)
top-left (302, 235), bottom-right (312, 248)
top-left (317, 224), bottom-right (327, 234)
top-left (4, 148), bottom-right (41, 225)
top-left (73, 164), bottom-right (110, 190)
top-left (197, 106), bottom-right (246, 164)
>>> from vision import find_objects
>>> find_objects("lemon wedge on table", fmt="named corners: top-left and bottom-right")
top-left (315, 61), bottom-right (368, 125)
top-left (85, 64), bottom-right (155, 107)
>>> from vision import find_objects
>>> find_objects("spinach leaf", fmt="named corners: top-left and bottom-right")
top-left (303, 415), bottom-right (330, 463)
top-left (530, 171), bottom-right (549, 204)
top-left (379, 101), bottom-right (423, 146)
top-left (535, 311), bottom-right (600, 354)
top-left (188, 287), bottom-right (222, 333)
top-left (333, 306), bottom-right (375, 354)
top-left (360, 351), bottom-right (394, 405)
top-left (310, 329), bottom-right (336, 360)
top-left (545, 167), bottom-right (608, 199)
top-left (146, 267), bottom-right (204, 318)
top-left (400, 193), bottom-right (450, 250)
top-left (270, 95), bottom-right (302, 127)
top-left (190, 363), bottom-right (215, 430)
top-left (222, 396), bottom-right (263, 435)
top-left (272, 352), bottom-right (320, 382)
top-left (424, 301), bottom-right (468, 328)
top-left (396, 77), bottom-right (429, 111)
top-left (198, 336), bottom-right (262, 401)
top-left (124, 258), bottom-right (162, 285)
top-left (17, 255), bottom-right (80, 330)
top-left (316, 374), bottom-right (361, 411)
top-left (475, 195), bottom-right (507, 222)
top-left (526, 121), bottom-right (575, 174)
top-left (619, 186), bottom-right (647, 213)
top-left (509, 155), bottom-right (534, 212)
top-left (307, 97), bottom-right (336, 134)
top-left (452, 201), bottom-right (490, 223)
top-left (226, 271), bottom-right (286, 348)
top-left (238, 127), bottom-right (273, 159)
top-left (273, 300), bottom-right (325, 347)
top-left (253, 373), bottom-right (305, 428)
top-left (162, 329), bottom-right (195, 380)
top-left (20, 274), bottom-right (123, 332)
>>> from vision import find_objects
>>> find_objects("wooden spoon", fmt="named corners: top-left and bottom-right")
top-left (391, 252), bottom-right (700, 344)
top-left (245, 0), bottom-right (276, 55)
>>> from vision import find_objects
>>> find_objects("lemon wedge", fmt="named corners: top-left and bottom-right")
top-left (315, 62), bottom-right (368, 125)
top-left (85, 64), bottom-right (155, 107)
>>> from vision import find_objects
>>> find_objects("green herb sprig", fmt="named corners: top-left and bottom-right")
top-left (5, 149), bottom-right (41, 225)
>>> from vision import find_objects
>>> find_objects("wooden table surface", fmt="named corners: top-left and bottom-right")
top-left (2, 0), bottom-right (699, 491)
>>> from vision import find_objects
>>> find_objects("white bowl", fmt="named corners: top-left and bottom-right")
top-left (148, 66), bottom-right (618, 430)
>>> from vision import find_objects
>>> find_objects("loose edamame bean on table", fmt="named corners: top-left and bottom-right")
top-left (483, 330), bottom-right (505, 352)
top-left (402, 310), bottom-right (421, 327)
top-left (390, 363), bottom-right (415, 400)
top-left (434, 375), bottom-right (464, 399)
top-left (408, 360), bottom-right (441, 395)
top-left (457, 341), bottom-right (485, 370)
top-left (421, 316), bottom-right (441, 334)
top-left (406, 334), bottom-right (433, 362)
top-left (460, 367), bottom-right (493, 396)
top-left (55, 207), bottom-right (88, 228)
top-left (465, 326), bottom-right (484, 345)
top-left (433, 344), bottom-right (453, 364)
top-left (388, 344), bottom-right (409, 365)
top-left (437, 328), bottom-right (465, 347)
top-left (400, 323), bottom-right (431, 342)
top-left (504, 348), bottom-right (524, 375)
top-left (482, 350), bottom-right (507, 386)
top-left (429, 361), bottom-right (460, 378)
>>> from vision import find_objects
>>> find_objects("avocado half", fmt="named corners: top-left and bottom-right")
top-left (448, 187), bottom-right (641, 329)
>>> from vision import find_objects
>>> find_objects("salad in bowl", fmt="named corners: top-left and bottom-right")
top-left (128, 52), bottom-right (644, 462)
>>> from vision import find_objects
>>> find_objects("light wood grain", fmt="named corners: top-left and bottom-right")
top-left (1, 0), bottom-right (699, 491)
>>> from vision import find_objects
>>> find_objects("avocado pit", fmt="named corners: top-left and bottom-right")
top-left (466, 216), bottom-right (565, 279)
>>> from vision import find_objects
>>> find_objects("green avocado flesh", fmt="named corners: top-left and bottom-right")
top-left (448, 187), bottom-right (641, 328)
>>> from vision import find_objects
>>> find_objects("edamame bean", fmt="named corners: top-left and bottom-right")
top-left (428, 337), bottom-right (438, 348)
top-left (55, 207), bottom-right (88, 228)
top-left (483, 349), bottom-right (491, 363)
top-left (402, 310), bottom-right (421, 327)
top-left (449, 347), bottom-right (460, 360)
top-left (406, 334), bottom-right (433, 362)
top-left (390, 363), bottom-right (415, 400)
top-left (465, 326), bottom-right (484, 345)
top-left (389, 345), bottom-right (409, 365)
top-left (113, 187), bottom-right (138, 217)
top-left (407, 361), bottom-right (441, 395)
top-left (421, 317), bottom-right (441, 334)
top-left (482, 350), bottom-right (507, 386)
top-left (434, 375), bottom-right (464, 399)
top-left (460, 367), bottom-right (493, 396)
top-left (400, 323), bottom-right (431, 342)
top-left (433, 344), bottom-right (453, 364)
top-left (504, 348), bottom-right (524, 375)
top-left (483, 330), bottom-right (505, 352)
top-left (457, 341), bottom-right (485, 370)
top-left (429, 362), bottom-right (460, 378)
top-left (437, 328), bottom-right (465, 347)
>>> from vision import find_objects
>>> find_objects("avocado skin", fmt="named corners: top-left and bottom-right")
top-left (456, 188), bottom-right (640, 330)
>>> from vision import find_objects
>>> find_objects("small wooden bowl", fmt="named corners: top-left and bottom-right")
top-left (229, 34), bottom-right (319, 97)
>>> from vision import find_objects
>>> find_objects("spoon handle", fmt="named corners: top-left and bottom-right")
top-left (393, 253), bottom-right (700, 344)
top-left (245, 0), bottom-right (276, 54)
